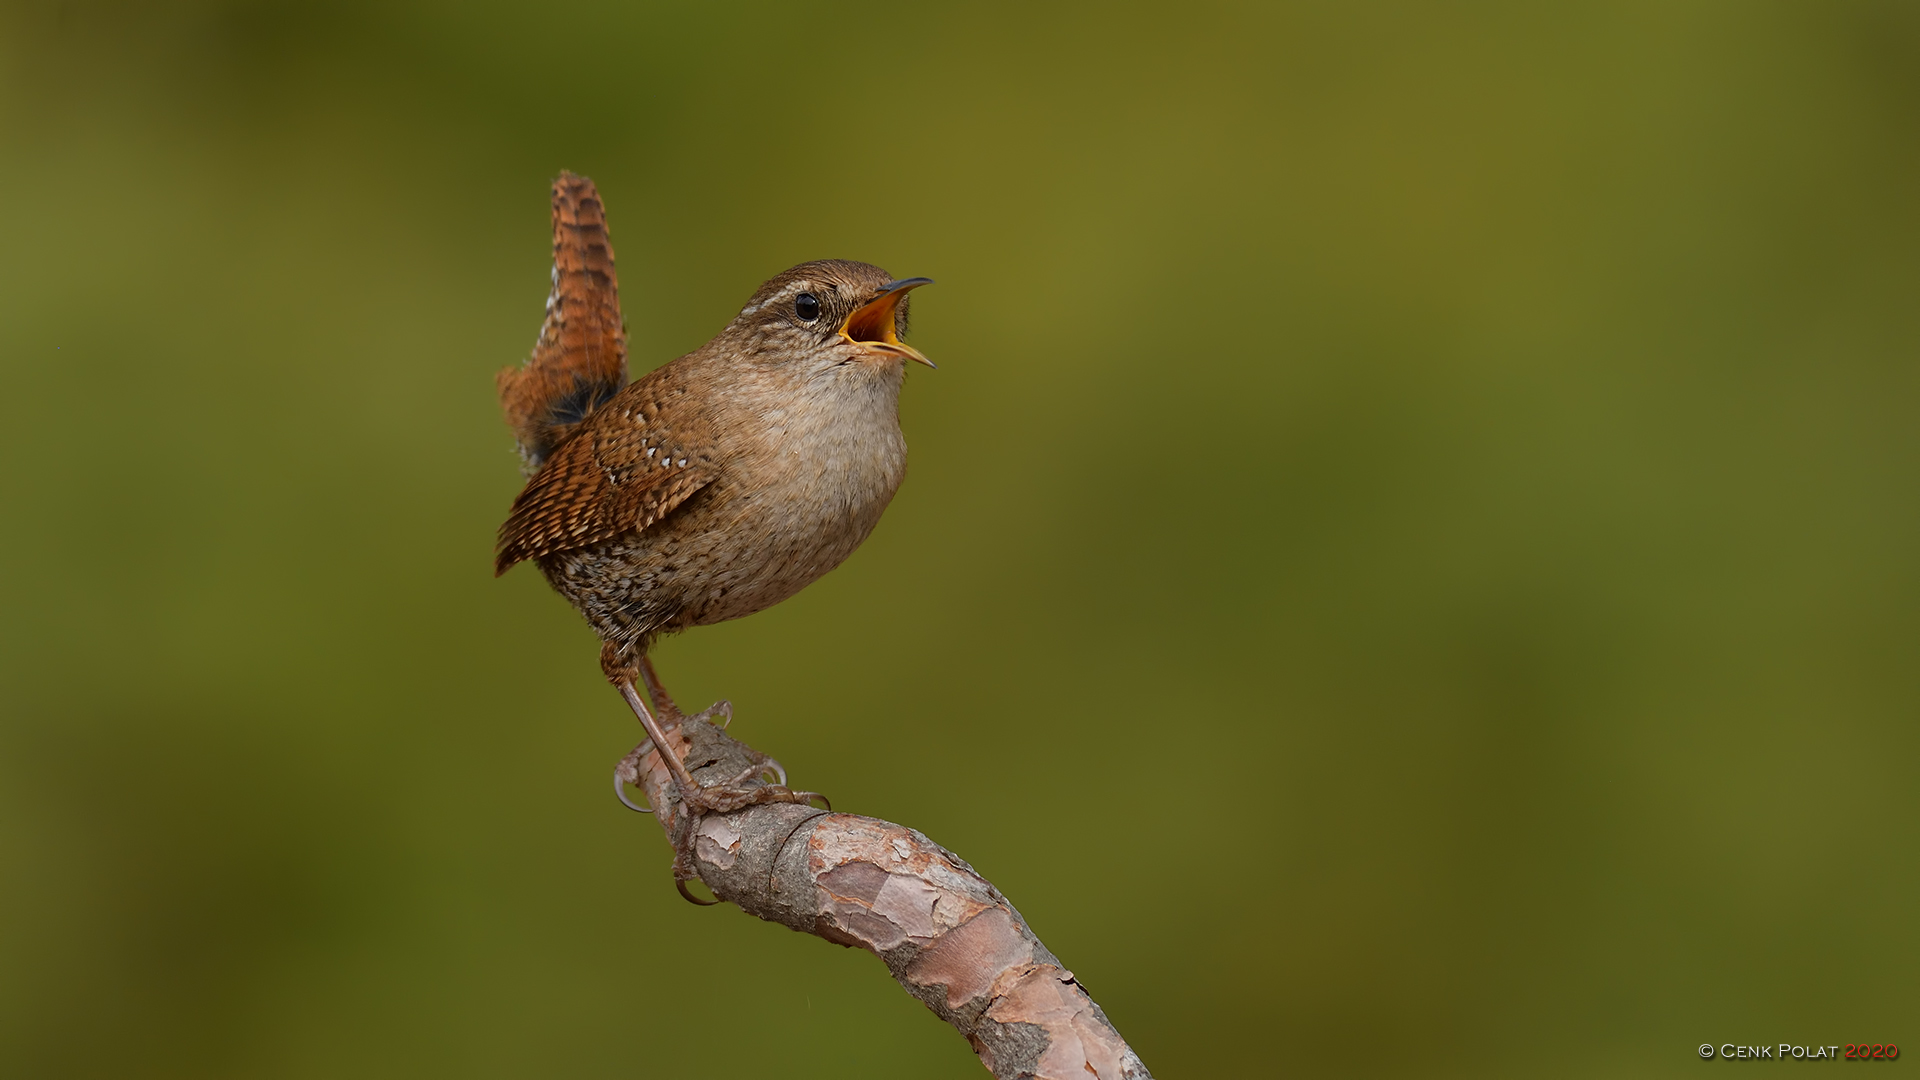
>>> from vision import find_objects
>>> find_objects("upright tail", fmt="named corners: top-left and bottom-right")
top-left (496, 172), bottom-right (628, 475)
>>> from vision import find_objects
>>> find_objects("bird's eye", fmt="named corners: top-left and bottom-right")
top-left (794, 292), bottom-right (822, 322)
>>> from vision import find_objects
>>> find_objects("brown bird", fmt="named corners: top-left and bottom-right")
top-left (495, 172), bottom-right (933, 821)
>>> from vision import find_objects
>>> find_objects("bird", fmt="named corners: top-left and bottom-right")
top-left (494, 172), bottom-right (933, 825)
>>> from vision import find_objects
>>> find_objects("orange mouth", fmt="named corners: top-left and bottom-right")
top-left (839, 277), bottom-right (935, 368)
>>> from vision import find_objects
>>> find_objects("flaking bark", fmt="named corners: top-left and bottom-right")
top-left (616, 718), bottom-right (1152, 1080)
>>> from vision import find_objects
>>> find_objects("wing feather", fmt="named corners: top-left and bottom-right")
top-left (493, 410), bottom-right (712, 575)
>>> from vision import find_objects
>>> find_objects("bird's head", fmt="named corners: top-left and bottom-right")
top-left (724, 259), bottom-right (934, 376)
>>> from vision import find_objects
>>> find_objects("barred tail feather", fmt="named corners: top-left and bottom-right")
top-left (496, 171), bottom-right (628, 475)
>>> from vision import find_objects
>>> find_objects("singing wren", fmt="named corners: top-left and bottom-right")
top-left (494, 173), bottom-right (932, 816)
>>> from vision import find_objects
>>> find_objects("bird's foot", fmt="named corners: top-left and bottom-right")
top-left (683, 698), bottom-right (733, 729)
top-left (612, 678), bottom-right (828, 903)
top-left (728, 752), bottom-right (785, 788)
top-left (674, 768), bottom-right (824, 815)
top-left (620, 736), bottom-right (816, 816)
top-left (661, 759), bottom-right (825, 905)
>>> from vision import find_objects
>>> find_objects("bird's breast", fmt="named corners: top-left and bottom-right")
top-left (739, 384), bottom-right (906, 542)
top-left (674, 373), bottom-right (907, 625)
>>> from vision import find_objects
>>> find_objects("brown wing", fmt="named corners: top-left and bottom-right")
top-left (493, 408), bottom-right (713, 575)
top-left (495, 172), bottom-right (628, 475)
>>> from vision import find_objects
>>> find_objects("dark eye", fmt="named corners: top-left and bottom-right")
top-left (794, 292), bottom-right (822, 322)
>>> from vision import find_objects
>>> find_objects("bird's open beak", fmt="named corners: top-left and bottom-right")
top-left (840, 277), bottom-right (935, 369)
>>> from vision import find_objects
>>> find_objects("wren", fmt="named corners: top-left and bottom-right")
top-left (494, 173), bottom-right (932, 819)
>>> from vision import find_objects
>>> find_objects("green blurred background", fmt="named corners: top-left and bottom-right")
top-left (2, 1), bottom-right (1915, 1076)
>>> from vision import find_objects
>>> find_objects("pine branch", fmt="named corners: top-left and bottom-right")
top-left (615, 717), bottom-right (1152, 1080)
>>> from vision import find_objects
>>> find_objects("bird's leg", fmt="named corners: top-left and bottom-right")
top-left (639, 654), bottom-right (733, 730)
top-left (615, 680), bottom-right (714, 891)
top-left (637, 653), bottom-right (685, 725)
top-left (605, 642), bottom-right (698, 804)
top-left (606, 645), bottom-right (824, 821)
top-left (616, 680), bottom-right (708, 805)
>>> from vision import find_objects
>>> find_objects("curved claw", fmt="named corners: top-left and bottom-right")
top-left (676, 878), bottom-right (720, 906)
top-left (687, 699), bottom-right (734, 729)
top-left (614, 768), bottom-right (653, 814)
top-left (720, 759), bottom-right (788, 789)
